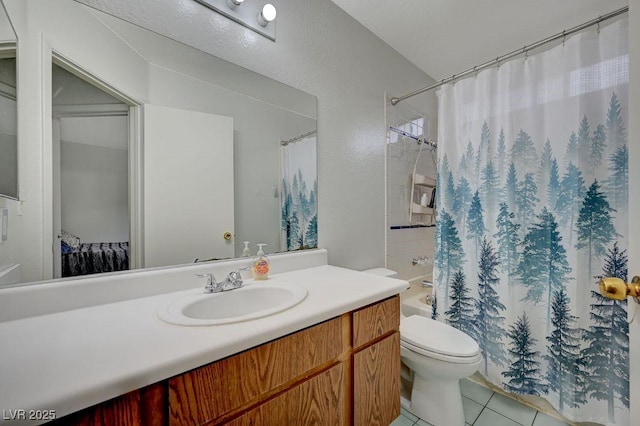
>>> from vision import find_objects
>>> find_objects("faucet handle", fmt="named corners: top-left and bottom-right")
top-left (196, 273), bottom-right (220, 293)
top-left (228, 270), bottom-right (243, 288)
top-left (196, 273), bottom-right (216, 284)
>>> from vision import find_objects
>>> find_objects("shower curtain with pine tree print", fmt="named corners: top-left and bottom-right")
top-left (280, 134), bottom-right (318, 251)
top-left (433, 18), bottom-right (629, 425)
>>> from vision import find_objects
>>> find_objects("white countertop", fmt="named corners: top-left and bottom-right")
top-left (0, 261), bottom-right (407, 424)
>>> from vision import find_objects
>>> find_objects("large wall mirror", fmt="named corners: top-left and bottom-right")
top-left (0, 8), bottom-right (16, 201)
top-left (0, 0), bottom-right (317, 286)
top-left (0, 55), bottom-right (16, 201)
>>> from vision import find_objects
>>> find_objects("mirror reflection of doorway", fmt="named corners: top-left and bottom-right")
top-left (52, 64), bottom-right (130, 278)
top-left (0, 56), bottom-right (17, 201)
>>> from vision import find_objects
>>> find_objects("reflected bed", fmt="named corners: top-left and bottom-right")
top-left (61, 242), bottom-right (129, 277)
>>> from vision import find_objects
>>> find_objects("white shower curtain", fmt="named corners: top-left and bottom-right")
top-left (280, 135), bottom-right (317, 250)
top-left (434, 18), bottom-right (628, 425)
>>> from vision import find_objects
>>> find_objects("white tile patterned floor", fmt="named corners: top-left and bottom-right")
top-left (391, 379), bottom-right (572, 426)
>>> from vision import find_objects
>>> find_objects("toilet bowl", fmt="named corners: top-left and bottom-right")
top-left (362, 269), bottom-right (481, 426)
top-left (400, 315), bottom-right (481, 426)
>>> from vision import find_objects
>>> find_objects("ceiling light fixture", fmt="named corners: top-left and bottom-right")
top-left (194, 0), bottom-right (277, 41)
top-left (257, 4), bottom-right (277, 27)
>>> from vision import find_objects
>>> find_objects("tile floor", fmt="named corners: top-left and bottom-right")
top-left (392, 379), bottom-right (571, 426)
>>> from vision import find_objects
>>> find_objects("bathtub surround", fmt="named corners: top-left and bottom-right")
top-left (387, 226), bottom-right (435, 281)
top-left (386, 97), bottom-right (437, 281)
top-left (434, 18), bottom-right (629, 425)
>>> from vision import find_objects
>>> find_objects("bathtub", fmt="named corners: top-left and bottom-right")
top-left (401, 275), bottom-right (433, 317)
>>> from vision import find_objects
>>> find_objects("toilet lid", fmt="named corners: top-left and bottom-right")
top-left (400, 315), bottom-right (480, 358)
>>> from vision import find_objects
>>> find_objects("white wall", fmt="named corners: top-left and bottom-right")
top-left (60, 140), bottom-right (128, 242)
top-left (59, 115), bottom-right (129, 243)
top-left (58, 115), bottom-right (128, 150)
top-left (0, 4), bottom-right (14, 42)
top-left (77, 0), bottom-right (436, 271)
top-left (628, 0), bottom-right (639, 423)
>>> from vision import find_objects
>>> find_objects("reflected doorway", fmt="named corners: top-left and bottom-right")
top-left (52, 64), bottom-right (130, 278)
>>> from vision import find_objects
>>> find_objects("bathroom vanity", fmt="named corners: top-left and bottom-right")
top-left (0, 250), bottom-right (407, 425)
top-left (54, 296), bottom-right (399, 425)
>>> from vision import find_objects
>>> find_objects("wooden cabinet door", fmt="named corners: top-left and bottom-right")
top-left (169, 317), bottom-right (347, 425)
top-left (352, 296), bottom-right (399, 350)
top-left (226, 363), bottom-right (347, 426)
top-left (49, 383), bottom-right (166, 426)
top-left (353, 332), bottom-right (400, 426)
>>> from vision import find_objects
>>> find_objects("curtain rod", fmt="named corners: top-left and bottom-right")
top-left (280, 130), bottom-right (316, 146)
top-left (390, 6), bottom-right (629, 106)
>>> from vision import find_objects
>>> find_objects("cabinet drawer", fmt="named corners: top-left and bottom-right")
top-left (353, 332), bottom-right (400, 426)
top-left (226, 363), bottom-right (347, 426)
top-left (169, 316), bottom-right (346, 425)
top-left (352, 296), bottom-right (399, 349)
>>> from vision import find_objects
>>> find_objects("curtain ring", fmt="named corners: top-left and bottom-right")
top-left (562, 30), bottom-right (566, 46)
top-left (597, 21), bottom-right (601, 34)
top-left (523, 47), bottom-right (528, 60)
top-left (473, 66), bottom-right (478, 77)
top-left (496, 57), bottom-right (501, 69)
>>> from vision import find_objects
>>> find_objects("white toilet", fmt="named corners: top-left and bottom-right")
top-left (400, 314), bottom-right (482, 426)
top-left (363, 268), bottom-right (482, 426)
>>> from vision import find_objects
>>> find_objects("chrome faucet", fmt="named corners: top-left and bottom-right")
top-left (412, 256), bottom-right (433, 266)
top-left (196, 270), bottom-right (244, 293)
top-left (420, 280), bottom-right (435, 305)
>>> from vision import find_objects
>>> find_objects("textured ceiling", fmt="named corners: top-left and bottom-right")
top-left (330, 0), bottom-right (628, 80)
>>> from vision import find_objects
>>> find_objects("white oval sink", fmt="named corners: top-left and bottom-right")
top-left (158, 282), bottom-right (307, 326)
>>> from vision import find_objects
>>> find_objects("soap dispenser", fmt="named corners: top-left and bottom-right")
top-left (242, 241), bottom-right (251, 257)
top-left (251, 243), bottom-right (270, 280)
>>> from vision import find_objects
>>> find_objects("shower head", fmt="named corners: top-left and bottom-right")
top-left (418, 137), bottom-right (437, 149)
